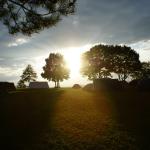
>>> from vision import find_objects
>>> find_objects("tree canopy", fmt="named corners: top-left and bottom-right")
top-left (0, 0), bottom-right (76, 35)
top-left (41, 53), bottom-right (70, 88)
top-left (81, 45), bottom-right (114, 80)
top-left (81, 44), bottom-right (141, 81)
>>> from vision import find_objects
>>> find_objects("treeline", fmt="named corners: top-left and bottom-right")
top-left (17, 44), bottom-right (150, 88)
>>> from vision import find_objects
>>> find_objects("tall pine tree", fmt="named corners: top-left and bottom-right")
top-left (17, 64), bottom-right (37, 88)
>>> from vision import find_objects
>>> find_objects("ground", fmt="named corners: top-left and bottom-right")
top-left (0, 88), bottom-right (150, 150)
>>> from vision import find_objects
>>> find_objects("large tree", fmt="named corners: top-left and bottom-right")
top-left (20, 64), bottom-right (37, 85)
top-left (41, 53), bottom-right (69, 88)
top-left (0, 0), bottom-right (76, 35)
top-left (81, 44), bottom-right (141, 81)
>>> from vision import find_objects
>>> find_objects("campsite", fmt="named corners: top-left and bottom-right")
top-left (1, 0), bottom-right (150, 149)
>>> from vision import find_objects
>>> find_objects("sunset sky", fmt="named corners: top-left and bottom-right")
top-left (0, 0), bottom-right (150, 87)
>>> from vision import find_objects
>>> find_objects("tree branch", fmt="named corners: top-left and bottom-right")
top-left (8, 0), bottom-right (53, 16)
top-left (8, 0), bottom-right (30, 12)
top-left (6, 1), bottom-right (19, 28)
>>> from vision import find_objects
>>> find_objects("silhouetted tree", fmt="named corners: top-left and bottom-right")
top-left (17, 79), bottom-right (26, 88)
top-left (21, 64), bottom-right (37, 85)
top-left (111, 45), bottom-right (141, 81)
top-left (131, 62), bottom-right (150, 80)
top-left (41, 53), bottom-right (69, 88)
top-left (81, 44), bottom-right (141, 81)
top-left (0, 0), bottom-right (76, 35)
top-left (81, 45), bottom-right (113, 80)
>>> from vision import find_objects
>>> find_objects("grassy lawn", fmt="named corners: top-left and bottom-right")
top-left (0, 88), bottom-right (150, 150)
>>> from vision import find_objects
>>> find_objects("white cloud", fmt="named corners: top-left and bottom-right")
top-left (0, 66), bottom-right (22, 77)
top-left (130, 40), bottom-right (150, 51)
top-left (8, 38), bottom-right (29, 47)
top-left (72, 16), bottom-right (79, 27)
top-left (0, 58), bottom-right (4, 61)
top-left (130, 40), bottom-right (150, 62)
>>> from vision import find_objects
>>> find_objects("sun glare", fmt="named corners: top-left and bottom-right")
top-left (33, 45), bottom-right (92, 83)
top-left (64, 48), bottom-right (82, 78)
top-left (62, 45), bottom-right (92, 79)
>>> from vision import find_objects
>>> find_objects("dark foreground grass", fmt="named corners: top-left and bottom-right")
top-left (0, 88), bottom-right (150, 150)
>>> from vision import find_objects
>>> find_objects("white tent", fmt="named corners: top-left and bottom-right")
top-left (29, 82), bottom-right (49, 89)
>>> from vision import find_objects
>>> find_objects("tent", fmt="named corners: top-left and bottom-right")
top-left (0, 82), bottom-right (16, 93)
top-left (29, 82), bottom-right (49, 89)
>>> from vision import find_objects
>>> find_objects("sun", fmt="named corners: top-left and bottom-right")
top-left (63, 48), bottom-right (82, 78)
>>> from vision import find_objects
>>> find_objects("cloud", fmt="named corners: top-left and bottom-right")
top-left (0, 0), bottom-right (150, 85)
top-left (17, 0), bottom-right (149, 51)
top-left (0, 58), bottom-right (4, 61)
top-left (8, 38), bottom-right (29, 47)
top-left (1, 0), bottom-right (150, 49)
top-left (130, 40), bottom-right (150, 61)
top-left (130, 40), bottom-right (150, 51)
top-left (0, 56), bottom-right (47, 83)
top-left (75, 0), bottom-right (150, 44)
top-left (0, 66), bottom-right (21, 76)
top-left (0, 65), bottom-right (24, 84)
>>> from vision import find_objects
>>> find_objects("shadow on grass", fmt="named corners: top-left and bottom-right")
top-left (104, 90), bottom-right (150, 149)
top-left (0, 89), bottom-right (65, 149)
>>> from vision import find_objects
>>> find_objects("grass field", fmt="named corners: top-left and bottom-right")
top-left (0, 88), bottom-right (150, 150)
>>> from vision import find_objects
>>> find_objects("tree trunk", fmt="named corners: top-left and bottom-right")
top-left (54, 81), bottom-right (56, 88)
top-left (98, 72), bottom-right (101, 79)
top-left (118, 74), bottom-right (121, 81)
top-left (123, 74), bottom-right (126, 81)
top-left (56, 80), bottom-right (60, 88)
top-left (123, 73), bottom-right (127, 81)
